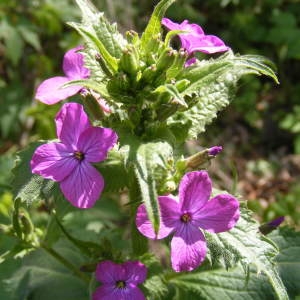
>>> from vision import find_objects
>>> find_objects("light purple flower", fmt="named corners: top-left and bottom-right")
top-left (30, 103), bottom-right (118, 208)
top-left (136, 171), bottom-right (240, 272)
top-left (93, 260), bottom-right (147, 300)
top-left (208, 145), bottom-right (223, 156)
top-left (35, 46), bottom-right (90, 105)
top-left (162, 18), bottom-right (230, 55)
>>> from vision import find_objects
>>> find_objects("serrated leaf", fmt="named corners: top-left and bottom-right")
top-left (168, 51), bottom-right (279, 138)
top-left (11, 143), bottom-right (56, 205)
top-left (68, 22), bottom-right (118, 73)
top-left (134, 141), bottom-right (173, 234)
top-left (204, 208), bottom-right (288, 300)
top-left (140, 0), bottom-right (175, 50)
top-left (74, 0), bottom-right (125, 58)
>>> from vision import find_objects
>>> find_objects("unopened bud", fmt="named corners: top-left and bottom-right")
top-left (259, 216), bottom-right (285, 235)
top-left (156, 48), bottom-right (177, 71)
top-left (126, 30), bottom-right (139, 45)
top-left (208, 146), bottom-right (223, 156)
top-left (119, 45), bottom-right (140, 76)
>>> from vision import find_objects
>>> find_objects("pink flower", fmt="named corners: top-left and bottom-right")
top-left (93, 260), bottom-right (147, 300)
top-left (30, 103), bottom-right (118, 208)
top-left (35, 46), bottom-right (90, 105)
top-left (162, 18), bottom-right (230, 55)
top-left (136, 171), bottom-right (240, 272)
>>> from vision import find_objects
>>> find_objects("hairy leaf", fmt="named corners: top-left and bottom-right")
top-left (141, 0), bottom-right (175, 50)
top-left (134, 141), bottom-right (173, 233)
top-left (11, 143), bottom-right (55, 205)
top-left (168, 51), bottom-right (278, 139)
top-left (204, 208), bottom-right (288, 300)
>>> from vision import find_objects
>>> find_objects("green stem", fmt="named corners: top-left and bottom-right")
top-left (40, 243), bottom-right (90, 284)
top-left (129, 174), bottom-right (149, 256)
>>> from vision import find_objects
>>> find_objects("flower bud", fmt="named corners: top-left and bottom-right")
top-left (208, 146), bottom-right (223, 156)
top-left (119, 45), bottom-right (140, 76)
top-left (156, 47), bottom-right (177, 71)
top-left (259, 216), bottom-right (285, 235)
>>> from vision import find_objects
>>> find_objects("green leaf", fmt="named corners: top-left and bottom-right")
top-left (11, 143), bottom-right (56, 205)
top-left (270, 227), bottom-right (300, 298)
top-left (74, 0), bottom-right (125, 58)
top-left (204, 208), bottom-right (288, 300)
top-left (95, 149), bottom-right (129, 192)
top-left (4, 246), bottom-right (88, 300)
top-left (68, 22), bottom-right (118, 73)
top-left (134, 141), bottom-right (173, 234)
top-left (140, 0), bottom-right (175, 50)
top-left (168, 51), bottom-right (279, 138)
top-left (169, 266), bottom-right (276, 300)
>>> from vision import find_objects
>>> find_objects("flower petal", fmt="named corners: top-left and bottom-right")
top-left (92, 285), bottom-right (116, 300)
top-left (77, 127), bottom-right (118, 163)
top-left (63, 45), bottom-right (90, 80)
top-left (171, 224), bottom-right (207, 272)
top-left (186, 34), bottom-right (230, 54)
top-left (136, 196), bottom-right (180, 240)
top-left (123, 261), bottom-right (147, 285)
top-left (35, 76), bottom-right (82, 105)
top-left (162, 18), bottom-right (182, 31)
top-left (55, 103), bottom-right (91, 148)
top-left (30, 142), bottom-right (77, 181)
top-left (193, 193), bottom-right (240, 233)
top-left (125, 287), bottom-right (146, 300)
top-left (95, 261), bottom-right (125, 283)
top-left (179, 171), bottom-right (211, 213)
top-left (60, 161), bottom-right (104, 208)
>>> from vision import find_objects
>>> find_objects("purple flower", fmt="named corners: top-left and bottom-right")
top-left (162, 18), bottom-right (230, 55)
top-left (136, 171), bottom-right (240, 272)
top-left (208, 145), bottom-right (223, 156)
top-left (259, 216), bottom-right (285, 235)
top-left (35, 46), bottom-right (90, 105)
top-left (93, 260), bottom-right (147, 300)
top-left (30, 103), bottom-right (118, 208)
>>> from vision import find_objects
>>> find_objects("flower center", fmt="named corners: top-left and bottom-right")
top-left (74, 151), bottom-right (84, 161)
top-left (115, 280), bottom-right (126, 289)
top-left (180, 213), bottom-right (191, 223)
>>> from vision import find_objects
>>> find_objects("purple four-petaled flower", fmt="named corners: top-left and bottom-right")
top-left (93, 260), bottom-right (147, 300)
top-left (136, 171), bottom-right (240, 272)
top-left (31, 103), bottom-right (118, 208)
top-left (162, 18), bottom-right (230, 55)
top-left (35, 46), bottom-right (90, 105)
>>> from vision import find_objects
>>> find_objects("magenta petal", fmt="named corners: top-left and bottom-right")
top-left (189, 35), bottom-right (230, 54)
top-left (30, 142), bottom-right (77, 181)
top-left (179, 171), bottom-right (211, 213)
top-left (162, 18), bottom-right (182, 30)
top-left (55, 103), bottom-right (91, 148)
top-left (60, 161), bottom-right (104, 208)
top-left (171, 224), bottom-right (207, 272)
top-left (136, 197), bottom-right (178, 240)
top-left (95, 261), bottom-right (124, 283)
top-left (126, 287), bottom-right (146, 300)
top-left (92, 285), bottom-right (116, 300)
top-left (77, 127), bottom-right (118, 163)
top-left (194, 194), bottom-right (240, 233)
top-left (63, 46), bottom-right (90, 80)
top-left (124, 261), bottom-right (147, 285)
top-left (35, 76), bottom-right (82, 105)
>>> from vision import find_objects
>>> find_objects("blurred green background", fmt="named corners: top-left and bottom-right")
top-left (1, 0), bottom-right (299, 235)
